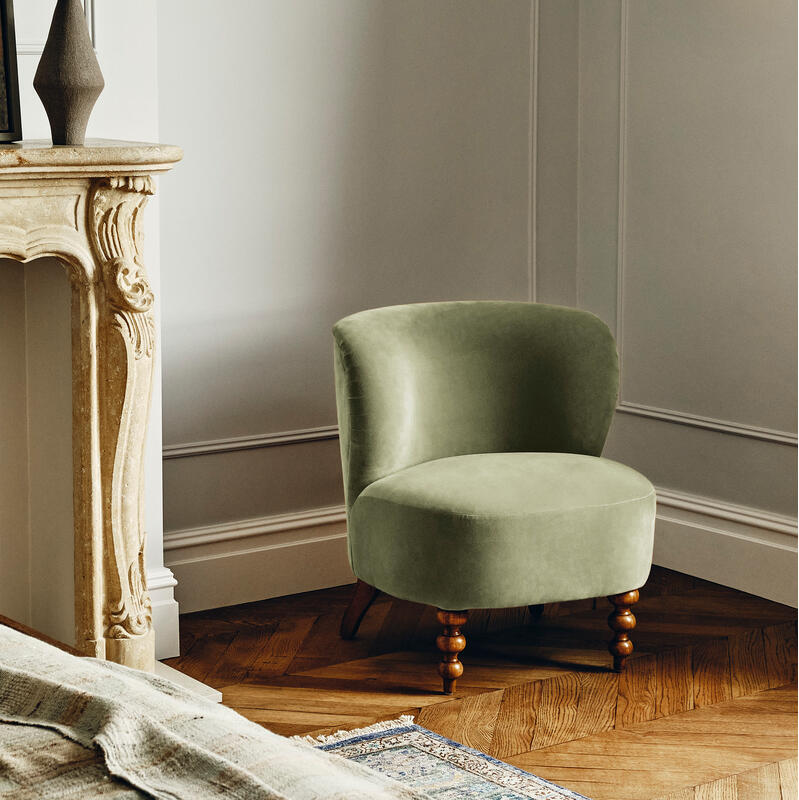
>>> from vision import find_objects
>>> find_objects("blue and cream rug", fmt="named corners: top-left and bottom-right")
top-left (302, 716), bottom-right (589, 799)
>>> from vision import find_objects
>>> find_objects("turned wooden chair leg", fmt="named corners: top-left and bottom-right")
top-left (436, 610), bottom-right (468, 695)
top-left (340, 580), bottom-right (379, 639)
top-left (528, 604), bottom-right (545, 625)
top-left (607, 590), bottom-right (639, 672)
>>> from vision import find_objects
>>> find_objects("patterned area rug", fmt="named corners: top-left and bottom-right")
top-left (302, 716), bottom-right (590, 799)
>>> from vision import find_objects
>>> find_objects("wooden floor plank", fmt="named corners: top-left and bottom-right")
top-left (778, 758), bottom-right (797, 799)
top-left (370, 598), bottom-right (427, 655)
top-left (729, 628), bottom-right (770, 699)
top-left (488, 679), bottom-right (539, 759)
top-left (695, 775), bottom-right (737, 800)
top-left (657, 645), bottom-right (694, 717)
top-left (510, 687), bottom-right (796, 800)
top-left (203, 623), bottom-right (278, 687)
top-left (574, 670), bottom-right (619, 739)
top-left (734, 761), bottom-right (782, 800)
top-left (415, 697), bottom-right (462, 741)
top-left (763, 623), bottom-right (798, 689)
top-left (530, 670), bottom-right (618, 749)
top-left (163, 566), bottom-right (797, 800)
top-left (693, 638), bottom-right (733, 707)
top-left (248, 615), bottom-right (317, 680)
top-left (450, 689), bottom-right (504, 753)
top-left (655, 788), bottom-right (694, 800)
top-left (617, 652), bottom-right (658, 726)
top-left (172, 630), bottom-right (236, 685)
top-left (288, 594), bottom-right (395, 673)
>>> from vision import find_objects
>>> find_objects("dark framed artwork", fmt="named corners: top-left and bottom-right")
top-left (0, 0), bottom-right (21, 142)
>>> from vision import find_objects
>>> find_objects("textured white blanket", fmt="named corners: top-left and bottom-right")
top-left (0, 625), bottom-right (429, 799)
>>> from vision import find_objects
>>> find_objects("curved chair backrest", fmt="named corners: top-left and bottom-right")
top-left (333, 301), bottom-right (619, 509)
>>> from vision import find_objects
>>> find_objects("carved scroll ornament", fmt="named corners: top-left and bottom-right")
top-left (89, 175), bottom-right (156, 650)
top-left (90, 176), bottom-right (156, 358)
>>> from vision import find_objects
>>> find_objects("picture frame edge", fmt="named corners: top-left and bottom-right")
top-left (0, 0), bottom-right (23, 143)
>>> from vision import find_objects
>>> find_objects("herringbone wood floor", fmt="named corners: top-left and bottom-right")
top-left (165, 567), bottom-right (798, 799)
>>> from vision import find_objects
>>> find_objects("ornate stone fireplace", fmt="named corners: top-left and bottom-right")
top-left (0, 140), bottom-right (182, 670)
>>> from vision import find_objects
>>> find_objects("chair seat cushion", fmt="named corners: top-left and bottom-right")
top-left (348, 453), bottom-right (656, 610)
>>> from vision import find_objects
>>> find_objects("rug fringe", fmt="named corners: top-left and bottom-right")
top-left (294, 715), bottom-right (416, 746)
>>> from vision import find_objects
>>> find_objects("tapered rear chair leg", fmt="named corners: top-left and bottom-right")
top-left (436, 610), bottom-right (468, 694)
top-left (528, 604), bottom-right (545, 625)
top-left (607, 589), bottom-right (639, 672)
top-left (340, 580), bottom-right (379, 639)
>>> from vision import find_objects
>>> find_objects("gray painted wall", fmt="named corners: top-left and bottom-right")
top-left (536, 0), bottom-right (796, 602)
top-left (158, 0), bottom-right (534, 533)
top-left (559, 0), bottom-right (797, 512)
top-left (0, 264), bottom-right (31, 624)
top-left (158, 1), bottom-right (796, 609)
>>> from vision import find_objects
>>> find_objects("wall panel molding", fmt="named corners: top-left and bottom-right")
top-left (162, 424), bottom-right (339, 460)
top-left (612, 0), bottom-right (796, 448)
top-left (164, 505), bottom-right (352, 613)
top-left (614, 0), bottom-right (629, 362)
top-left (616, 402), bottom-right (797, 446)
top-left (529, 0), bottom-right (540, 302)
top-left (163, 403), bottom-right (798, 462)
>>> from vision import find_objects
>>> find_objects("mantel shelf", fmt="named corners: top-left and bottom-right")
top-left (0, 139), bottom-right (183, 177)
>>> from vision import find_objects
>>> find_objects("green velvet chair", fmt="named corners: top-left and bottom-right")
top-left (333, 301), bottom-right (655, 694)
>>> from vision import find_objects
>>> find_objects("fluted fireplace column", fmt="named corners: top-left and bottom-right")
top-left (0, 140), bottom-right (182, 670)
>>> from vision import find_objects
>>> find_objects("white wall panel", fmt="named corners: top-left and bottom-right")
top-left (156, 1), bottom-right (534, 589)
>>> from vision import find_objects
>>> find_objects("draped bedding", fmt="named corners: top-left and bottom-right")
top-left (0, 624), bottom-right (428, 800)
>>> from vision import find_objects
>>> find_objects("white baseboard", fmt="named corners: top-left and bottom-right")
top-left (146, 566), bottom-right (180, 659)
top-left (163, 506), bottom-right (354, 614)
top-left (654, 488), bottom-right (797, 607)
top-left (161, 490), bottom-right (798, 615)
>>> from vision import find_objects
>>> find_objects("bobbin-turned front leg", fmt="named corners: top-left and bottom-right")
top-left (436, 610), bottom-right (468, 694)
top-left (607, 590), bottom-right (639, 672)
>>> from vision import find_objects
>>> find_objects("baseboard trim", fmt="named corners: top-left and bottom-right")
top-left (653, 489), bottom-right (797, 607)
top-left (163, 505), bottom-right (347, 551)
top-left (655, 488), bottom-right (797, 537)
top-left (146, 566), bottom-right (180, 659)
top-left (163, 506), bottom-right (353, 614)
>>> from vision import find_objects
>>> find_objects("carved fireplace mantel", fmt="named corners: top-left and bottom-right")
top-left (0, 140), bottom-right (182, 671)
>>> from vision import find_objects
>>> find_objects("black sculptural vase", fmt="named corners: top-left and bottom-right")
top-left (34, 0), bottom-right (104, 146)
